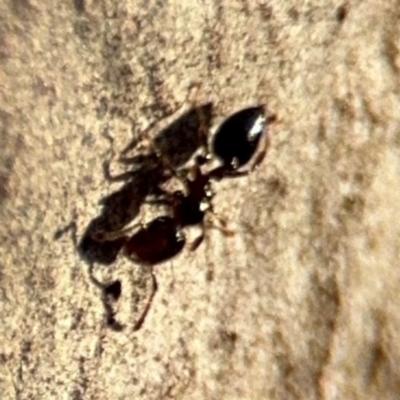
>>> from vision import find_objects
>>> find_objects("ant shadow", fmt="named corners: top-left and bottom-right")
top-left (54, 102), bottom-right (214, 330)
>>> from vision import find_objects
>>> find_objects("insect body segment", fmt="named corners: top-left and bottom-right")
top-left (211, 106), bottom-right (276, 176)
top-left (124, 216), bottom-right (186, 266)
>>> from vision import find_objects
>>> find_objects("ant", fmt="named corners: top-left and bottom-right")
top-left (92, 104), bottom-right (276, 330)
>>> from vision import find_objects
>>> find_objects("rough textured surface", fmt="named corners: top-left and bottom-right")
top-left (1, 0), bottom-right (400, 399)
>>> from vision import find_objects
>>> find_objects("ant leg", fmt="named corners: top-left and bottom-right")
top-left (91, 223), bottom-right (141, 242)
top-left (208, 217), bottom-right (235, 236)
top-left (190, 222), bottom-right (206, 251)
top-left (190, 217), bottom-right (234, 251)
top-left (207, 202), bottom-right (235, 237)
top-left (212, 221), bottom-right (235, 237)
top-left (208, 165), bottom-right (248, 181)
top-left (133, 270), bottom-right (158, 331)
top-left (222, 170), bottom-right (249, 180)
top-left (190, 234), bottom-right (205, 251)
top-left (251, 134), bottom-right (271, 171)
top-left (210, 164), bottom-right (268, 180)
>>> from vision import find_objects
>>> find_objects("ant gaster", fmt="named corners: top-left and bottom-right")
top-left (211, 105), bottom-right (276, 178)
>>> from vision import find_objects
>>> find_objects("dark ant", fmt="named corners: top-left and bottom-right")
top-left (92, 104), bottom-right (275, 330)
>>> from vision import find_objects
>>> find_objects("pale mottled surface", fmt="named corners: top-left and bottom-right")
top-left (1, 0), bottom-right (400, 399)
